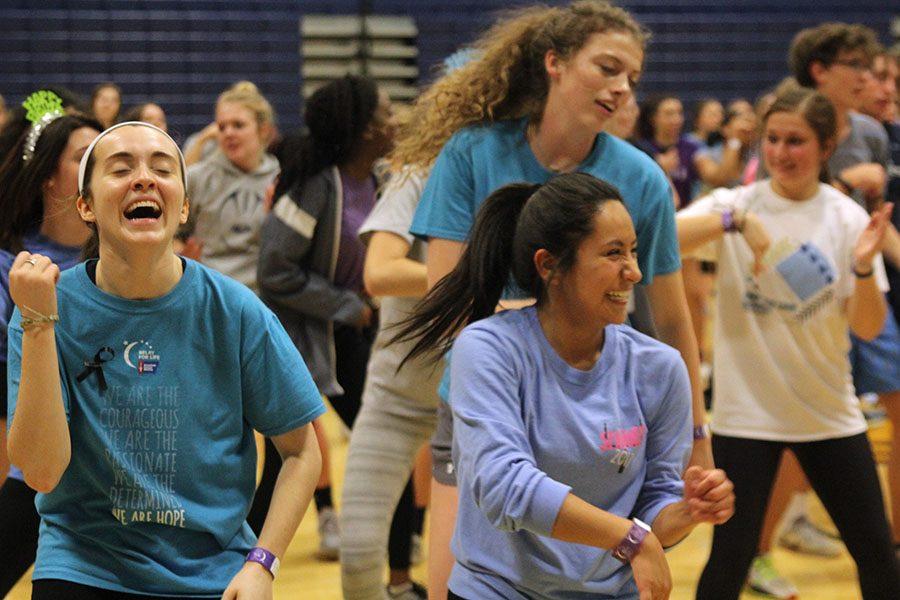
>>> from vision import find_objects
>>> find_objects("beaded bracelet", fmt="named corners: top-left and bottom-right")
top-left (20, 305), bottom-right (60, 330)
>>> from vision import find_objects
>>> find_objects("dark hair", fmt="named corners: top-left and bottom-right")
top-left (0, 113), bottom-right (102, 252)
top-left (763, 84), bottom-right (837, 183)
top-left (692, 98), bottom-right (721, 130)
top-left (789, 23), bottom-right (881, 88)
top-left (706, 107), bottom-right (745, 147)
top-left (636, 94), bottom-right (681, 141)
top-left (122, 103), bottom-right (158, 124)
top-left (91, 82), bottom-right (122, 124)
top-left (272, 75), bottom-right (379, 201)
top-left (0, 87), bottom-right (86, 162)
top-left (393, 172), bottom-right (627, 368)
top-left (91, 82), bottom-right (121, 103)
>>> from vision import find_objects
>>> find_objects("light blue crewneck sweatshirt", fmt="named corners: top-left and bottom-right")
top-left (448, 307), bottom-right (691, 599)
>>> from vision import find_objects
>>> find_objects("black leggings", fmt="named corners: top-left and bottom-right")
top-left (247, 322), bottom-right (376, 533)
top-left (32, 579), bottom-right (208, 599)
top-left (0, 478), bottom-right (40, 596)
top-left (329, 322), bottom-right (375, 428)
top-left (696, 433), bottom-right (900, 600)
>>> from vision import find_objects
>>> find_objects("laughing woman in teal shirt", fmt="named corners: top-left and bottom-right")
top-left (6, 122), bottom-right (324, 599)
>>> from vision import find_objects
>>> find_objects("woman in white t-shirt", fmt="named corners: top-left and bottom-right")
top-left (678, 86), bottom-right (899, 599)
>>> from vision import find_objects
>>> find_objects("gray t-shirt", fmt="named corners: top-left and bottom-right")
top-left (829, 112), bottom-right (890, 206)
top-left (358, 171), bottom-right (442, 410)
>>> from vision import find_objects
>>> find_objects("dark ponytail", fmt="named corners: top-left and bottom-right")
top-left (394, 182), bottom-right (539, 366)
top-left (272, 75), bottom-right (379, 201)
top-left (394, 172), bottom-right (626, 368)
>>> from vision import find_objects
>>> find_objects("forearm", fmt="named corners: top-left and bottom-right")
top-left (676, 214), bottom-right (724, 254)
top-left (184, 135), bottom-right (214, 167)
top-left (646, 273), bottom-right (711, 466)
top-left (8, 327), bottom-right (70, 492)
top-left (696, 148), bottom-right (742, 188)
top-left (882, 224), bottom-right (900, 271)
top-left (650, 500), bottom-right (696, 547)
top-left (551, 493), bottom-right (633, 549)
top-left (847, 275), bottom-right (887, 341)
top-left (255, 424), bottom-right (322, 558)
top-left (650, 287), bottom-right (705, 426)
top-left (364, 258), bottom-right (427, 298)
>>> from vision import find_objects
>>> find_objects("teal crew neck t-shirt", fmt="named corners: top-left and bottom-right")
top-left (7, 260), bottom-right (325, 597)
top-left (410, 118), bottom-right (681, 284)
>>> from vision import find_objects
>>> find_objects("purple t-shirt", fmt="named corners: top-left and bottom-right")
top-left (635, 136), bottom-right (701, 206)
top-left (334, 170), bottom-right (377, 291)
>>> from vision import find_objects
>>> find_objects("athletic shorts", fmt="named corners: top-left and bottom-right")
top-left (430, 401), bottom-right (456, 486)
top-left (850, 303), bottom-right (900, 395)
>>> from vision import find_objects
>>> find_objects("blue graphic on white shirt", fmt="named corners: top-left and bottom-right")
top-left (743, 239), bottom-right (836, 321)
top-left (775, 243), bottom-right (835, 301)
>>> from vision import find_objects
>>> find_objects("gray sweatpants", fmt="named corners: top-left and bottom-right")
top-left (340, 382), bottom-right (438, 599)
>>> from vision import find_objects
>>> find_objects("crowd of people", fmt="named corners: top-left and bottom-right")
top-left (0, 2), bottom-right (898, 599)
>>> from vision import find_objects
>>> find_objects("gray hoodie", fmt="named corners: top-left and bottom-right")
top-left (186, 150), bottom-right (280, 293)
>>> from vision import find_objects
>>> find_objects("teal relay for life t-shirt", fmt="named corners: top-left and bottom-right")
top-left (7, 260), bottom-right (325, 597)
top-left (410, 118), bottom-right (682, 282)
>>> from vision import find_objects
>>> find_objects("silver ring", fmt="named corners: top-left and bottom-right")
top-left (24, 258), bottom-right (38, 267)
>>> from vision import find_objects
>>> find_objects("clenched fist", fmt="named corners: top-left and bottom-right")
top-left (9, 252), bottom-right (60, 323)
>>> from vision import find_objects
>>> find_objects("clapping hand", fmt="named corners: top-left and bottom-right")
top-left (853, 203), bottom-right (894, 272)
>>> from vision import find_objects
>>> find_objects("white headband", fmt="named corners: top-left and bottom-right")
top-left (77, 121), bottom-right (187, 196)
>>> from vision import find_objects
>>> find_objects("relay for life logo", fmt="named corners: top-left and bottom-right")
top-left (122, 339), bottom-right (160, 375)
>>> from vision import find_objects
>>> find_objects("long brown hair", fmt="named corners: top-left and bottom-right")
top-left (389, 1), bottom-right (647, 171)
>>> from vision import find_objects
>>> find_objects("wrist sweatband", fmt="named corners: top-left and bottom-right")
top-left (245, 547), bottom-right (280, 579)
top-left (612, 519), bottom-right (651, 563)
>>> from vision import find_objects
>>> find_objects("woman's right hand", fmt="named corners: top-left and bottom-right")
top-left (840, 163), bottom-right (887, 201)
top-left (631, 533), bottom-right (672, 599)
top-left (199, 121), bottom-right (220, 143)
top-left (739, 212), bottom-right (771, 275)
top-left (8, 252), bottom-right (60, 320)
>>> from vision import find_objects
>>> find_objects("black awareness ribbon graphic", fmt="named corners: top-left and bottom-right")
top-left (77, 347), bottom-right (115, 393)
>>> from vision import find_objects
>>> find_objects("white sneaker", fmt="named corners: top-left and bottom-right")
top-left (386, 581), bottom-right (427, 600)
top-left (316, 507), bottom-right (340, 561)
top-left (410, 533), bottom-right (424, 565)
top-left (778, 516), bottom-right (842, 557)
top-left (747, 554), bottom-right (799, 599)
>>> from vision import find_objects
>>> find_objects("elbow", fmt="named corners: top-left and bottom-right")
top-left (362, 268), bottom-right (383, 298)
top-left (851, 321), bottom-right (883, 342)
top-left (8, 439), bottom-right (69, 494)
top-left (850, 305), bottom-right (887, 342)
top-left (15, 457), bottom-right (68, 494)
top-left (23, 470), bottom-right (64, 495)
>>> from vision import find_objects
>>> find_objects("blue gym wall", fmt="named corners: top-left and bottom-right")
top-left (0, 1), bottom-right (894, 141)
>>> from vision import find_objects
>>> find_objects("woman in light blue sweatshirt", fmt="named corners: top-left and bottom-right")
top-left (393, 173), bottom-right (735, 599)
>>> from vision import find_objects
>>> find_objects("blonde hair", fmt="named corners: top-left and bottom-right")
top-left (389, 1), bottom-right (647, 170)
top-left (217, 81), bottom-right (275, 127)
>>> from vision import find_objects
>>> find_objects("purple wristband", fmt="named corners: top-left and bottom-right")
top-left (722, 210), bottom-right (737, 233)
top-left (246, 546), bottom-right (280, 579)
top-left (612, 519), bottom-right (651, 563)
top-left (693, 423), bottom-right (711, 440)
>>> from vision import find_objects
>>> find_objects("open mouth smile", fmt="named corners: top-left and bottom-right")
top-left (123, 199), bottom-right (163, 221)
